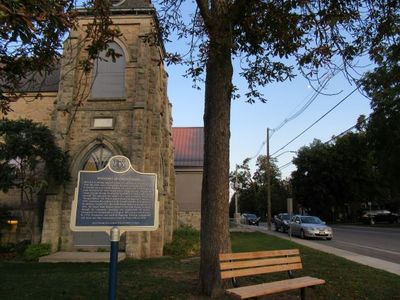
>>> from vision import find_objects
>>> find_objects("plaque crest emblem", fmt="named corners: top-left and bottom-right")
top-left (109, 156), bottom-right (130, 173)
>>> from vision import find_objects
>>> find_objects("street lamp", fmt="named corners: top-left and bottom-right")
top-left (232, 171), bottom-right (243, 224)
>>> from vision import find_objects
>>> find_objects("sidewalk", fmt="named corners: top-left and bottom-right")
top-left (235, 224), bottom-right (400, 276)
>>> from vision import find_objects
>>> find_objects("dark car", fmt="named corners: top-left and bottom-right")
top-left (274, 213), bottom-right (291, 232)
top-left (240, 213), bottom-right (260, 226)
top-left (360, 210), bottom-right (400, 225)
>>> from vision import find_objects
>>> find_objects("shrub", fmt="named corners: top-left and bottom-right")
top-left (23, 243), bottom-right (51, 261)
top-left (15, 240), bottom-right (31, 256)
top-left (0, 240), bottom-right (31, 261)
top-left (164, 225), bottom-right (200, 257)
top-left (0, 243), bottom-right (15, 253)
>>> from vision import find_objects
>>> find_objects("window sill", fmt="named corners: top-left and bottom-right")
top-left (88, 97), bottom-right (126, 102)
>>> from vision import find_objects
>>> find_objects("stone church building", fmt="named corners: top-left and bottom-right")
top-left (0, 0), bottom-right (203, 258)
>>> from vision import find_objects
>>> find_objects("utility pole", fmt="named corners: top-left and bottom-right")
top-left (234, 171), bottom-right (241, 224)
top-left (234, 191), bottom-right (240, 224)
top-left (267, 128), bottom-right (271, 230)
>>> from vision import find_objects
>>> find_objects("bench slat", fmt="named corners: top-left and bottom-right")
top-left (221, 262), bottom-right (303, 279)
top-left (220, 249), bottom-right (299, 261)
top-left (220, 256), bottom-right (302, 271)
top-left (225, 276), bottom-right (326, 299)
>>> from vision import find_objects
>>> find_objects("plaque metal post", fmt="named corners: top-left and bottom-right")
top-left (70, 156), bottom-right (159, 300)
top-left (108, 227), bottom-right (120, 300)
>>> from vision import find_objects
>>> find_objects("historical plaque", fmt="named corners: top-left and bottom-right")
top-left (70, 155), bottom-right (159, 232)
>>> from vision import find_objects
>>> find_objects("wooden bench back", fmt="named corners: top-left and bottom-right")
top-left (219, 249), bottom-right (303, 280)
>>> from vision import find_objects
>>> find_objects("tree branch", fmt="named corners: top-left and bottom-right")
top-left (196, 0), bottom-right (212, 30)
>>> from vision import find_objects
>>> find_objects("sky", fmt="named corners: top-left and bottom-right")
top-left (160, 6), bottom-right (373, 179)
top-left (167, 61), bottom-right (372, 179)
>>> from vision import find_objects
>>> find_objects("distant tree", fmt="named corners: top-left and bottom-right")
top-left (230, 158), bottom-right (253, 190)
top-left (362, 46), bottom-right (400, 209)
top-left (0, 119), bottom-right (69, 242)
top-left (230, 156), bottom-right (289, 221)
top-left (253, 155), bottom-right (289, 218)
top-left (229, 159), bottom-right (253, 217)
top-left (291, 133), bottom-right (379, 221)
top-left (335, 132), bottom-right (378, 197)
top-left (292, 140), bottom-right (339, 220)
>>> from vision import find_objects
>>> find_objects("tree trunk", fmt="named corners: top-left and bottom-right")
top-left (199, 27), bottom-right (233, 296)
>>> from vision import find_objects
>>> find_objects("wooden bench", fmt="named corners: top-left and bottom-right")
top-left (219, 249), bottom-right (325, 299)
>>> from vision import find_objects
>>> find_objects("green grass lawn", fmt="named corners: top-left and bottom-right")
top-left (0, 231), bottom-right (399, 299)
top-left (231, 232), bottom-right (400, 300)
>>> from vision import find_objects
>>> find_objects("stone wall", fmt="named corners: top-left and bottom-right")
top-left (0, 94), bottom-right (57, 245)
top-left (177, 211), bottom-right (201, 230)
top-left (1, 11), bottom-right (176, 258)
top-left (0, 93), bottom-right (56, 126)
top-left (41, 194), bottom-right (62, 252)
top-left (44, 13), bottom-right (176, 258)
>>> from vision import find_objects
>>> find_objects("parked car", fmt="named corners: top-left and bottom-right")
top-left (274, 213), bottom-right (291, 232)
top-left (360, 210), bottom-right (400, 225)
top-left (290, 215), bottom-right (333, 240)
top-left (240, 213), bottom-right (260, 226)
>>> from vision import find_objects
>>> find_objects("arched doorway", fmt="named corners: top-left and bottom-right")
top-left (82, 144), bottom-right (113, 171)
top-left (73, 144), bottom-right (119, 250)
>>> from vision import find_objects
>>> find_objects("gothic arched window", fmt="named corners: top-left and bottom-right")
top-left (82, 145), bottom-right (113, 171)
top-left (91, 42), bottom-right (125, 99)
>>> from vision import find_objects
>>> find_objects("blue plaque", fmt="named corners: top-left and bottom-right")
top-left (70, 156), bottom-right (159, 232)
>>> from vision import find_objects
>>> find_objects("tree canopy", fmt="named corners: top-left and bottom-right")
top-left (0, 0), bottom-right (120, 114)
top-left (291, 133), bottom-right (379, 221)
top-left (362, 46), bottom-right (400, 198)
top-left (230, 156), bottom-right (289, 220)
top-left (0, 119), bottom-right (69, 192)
top-left (0, 119), bottom-right (69, 242)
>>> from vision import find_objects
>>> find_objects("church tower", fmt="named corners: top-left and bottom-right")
top-left (41, 0), bottom-right (176, 258)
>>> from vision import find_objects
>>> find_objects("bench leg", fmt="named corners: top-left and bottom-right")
top-left (301, 288), bottom-right (305, 300)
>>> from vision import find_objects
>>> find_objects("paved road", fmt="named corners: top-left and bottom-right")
top-left (279, 224), bottom-right (400, 264)
top-left (252, 223), bottom-right (400, 275)
top-left (328, 225), bottom-right (400, 264)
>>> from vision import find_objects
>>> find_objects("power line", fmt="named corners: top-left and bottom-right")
top-left (278, 161), bottom-right (293, 170)
top-left (277, 115), bottom-right (370, 171)
top-left (324, 115), bottom-right (370, 144)
top-left (246, 70), bottom-right (340, 160)
top-left (246, 140), bottom-right (266, 161)
top-left (271, 70), bottom-right (339, 137)
top-left (244, 71), bottom-right (353, 164)
top-left (244, 85), bottom-right (356, 164)
top-left (271, 86), bottom-right (358, 157)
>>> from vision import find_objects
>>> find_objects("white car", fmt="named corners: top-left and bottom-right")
top-left (290, 215), bottom-right (333, 240)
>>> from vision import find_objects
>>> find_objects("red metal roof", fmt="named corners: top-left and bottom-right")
top-left (172, 127), bottom-right (204, 167)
